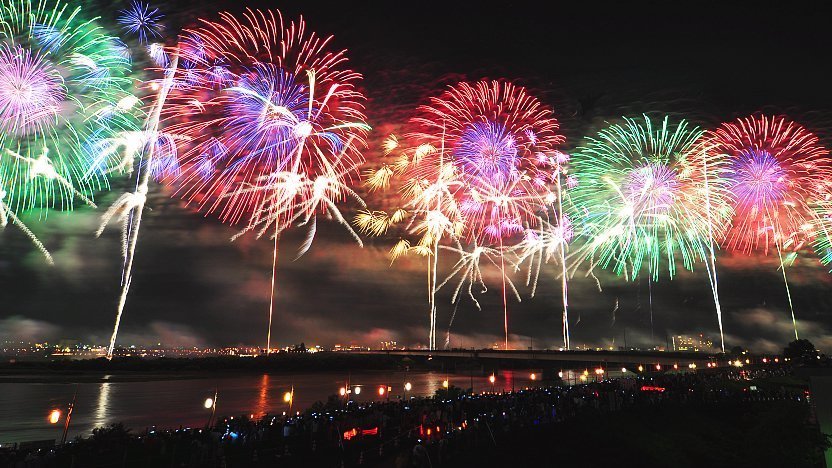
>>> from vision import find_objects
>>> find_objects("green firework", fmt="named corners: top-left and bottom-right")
top-left (569, 115), bottom-right (733, 280)
top-left (813, 199), bottom-right (832, 270)
top-left (0, 0), bottom-right (139, 214)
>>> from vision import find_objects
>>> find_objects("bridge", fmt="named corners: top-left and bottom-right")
top-left (356, 349), bottom-right (718, 369)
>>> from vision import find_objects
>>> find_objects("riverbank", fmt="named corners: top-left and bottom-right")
top-left (2, 365), bottom-right (825, 468)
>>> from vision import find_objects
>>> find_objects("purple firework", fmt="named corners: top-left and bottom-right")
top-left (0, 45), bottom-right (64, 136)
top-left (454, 121), bottom-right (519, 185)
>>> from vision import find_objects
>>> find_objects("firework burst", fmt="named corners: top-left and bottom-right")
top-left (709, 115), bottom-right (832, 340)
top-left (570, 115), bottom-right (732, 280)
top-left (156, 9), bottom-right (369, 352)
top-left (569, 115), bottom-right (733, 350)
top-left (361, 80), bottom-right (563, 349)
top-left (0, 0), bottom-right (139, 261)
top-left (710, 115), bottom-right (831, 255)
top-left (161, 9), bottom-right (369, 226)
top-left (118, 1), bottom-right (164, 44)
top-left (408, 80), bottom-right (562, 244)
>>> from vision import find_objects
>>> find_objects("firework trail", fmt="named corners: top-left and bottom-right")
top-left (360, 80), bottom-right (562, 350)
top-left (98, 52), bottom-right (178, 359)
top-left (157, 9), bottom-right (369, 352)
top-left (359, 135), bottom-right (464, 350)
top-left (697, 136), bottom-right (727, 352)
top-left (513, 213), bottom-right (574, 349)
top-left (0, 0), bottom-right (139, 262)
top-left (569, 115), bottom-right (732, 350)
top-left (437, 242), bottom-right (521, 312)
top-left (513, 150), bottom-right (575, 348)
top-left (710, 115), bottom-right (832, 340)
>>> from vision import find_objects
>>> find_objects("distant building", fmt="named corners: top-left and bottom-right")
top-left (674, 334), bottom-right (713, 352)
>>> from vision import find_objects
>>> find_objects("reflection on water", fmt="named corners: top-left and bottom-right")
top-left (93, 381), bottom-right (111, 429)
top-left (254, 374), bottom-right (269, 418)
top-left (0, 369), bottom-right (547, 444)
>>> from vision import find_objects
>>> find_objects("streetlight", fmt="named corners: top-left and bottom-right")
top-left (353, 386), bottom-right (361, 395)
top-left (49, 409), bottom-right (61, 425)
top-left (284, 386), bottom-right (294, 414)
top-left (49, 391), bottom-right (76, 444)
top-left (204, 388), bottom-right (218, 430)
top-left (442, 379), bottom-right (449, 389)
top-left (49, 407), bottom-right (72, 445)
top-left (404, 381), bottom-right (412, 400)
top-left (530, 373), bottom-right (536, 381)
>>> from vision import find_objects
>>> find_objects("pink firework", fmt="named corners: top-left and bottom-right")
top-left (0, 45), bottom-right (64, 137)
top-left (407, 80), bottom-right (563, 244)
top-left (398, 80), bottom-right (563, 350)
top-left (155, 9), bottom-right (369, 354)
top-left (160, 9), bottom-right (369, 226)
top-left (710, 115), bottom-right (832, 254)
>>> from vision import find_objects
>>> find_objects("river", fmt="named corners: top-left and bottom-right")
top-left (0, 369), bottom-right (565, 444)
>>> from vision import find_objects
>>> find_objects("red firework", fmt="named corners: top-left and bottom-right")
top-left (709, 115), bottom-right (832, 254)
top-left (159, 9), bottom-right (368, 225)
top-left (406, 80), bottom-right (563, 244)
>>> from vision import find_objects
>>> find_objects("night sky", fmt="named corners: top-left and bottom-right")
top-left (2, 1), bottom-right (832, 352)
